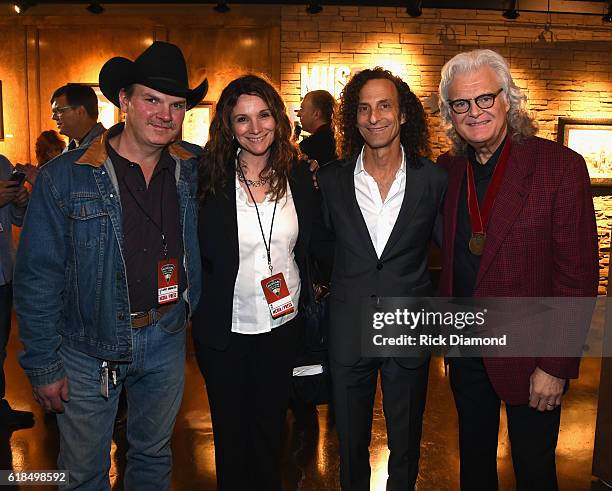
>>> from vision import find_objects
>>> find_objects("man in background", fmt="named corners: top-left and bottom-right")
top-left (297, 89), bottom-right (337, 166)
top-left (0, 155), bottom-right (33, 429)
top-left (51, 83), bottom-right (106, 151)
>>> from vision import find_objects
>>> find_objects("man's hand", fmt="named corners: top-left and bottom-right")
top-left (33, 377), bottom-right (70, 413)
top-left (299, 152), bottom-right (320, 189)
top-left (0, 179), bottom-right (19, 207)
top-left (15, 163), bottom-right (40, 186)
top-left (13, 185), bottom-right (30, 208)
top-left (529, 366), bottom-right (565, 412)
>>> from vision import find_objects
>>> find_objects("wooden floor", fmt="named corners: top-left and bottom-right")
top-left (1, 310), bottom-right (608, 491)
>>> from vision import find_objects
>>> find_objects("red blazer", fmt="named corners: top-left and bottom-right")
top-left (437, 136), bottom-right (598, 405)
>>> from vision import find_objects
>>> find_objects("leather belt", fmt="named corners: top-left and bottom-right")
top-left (130, 303), bottom-right (176, 328)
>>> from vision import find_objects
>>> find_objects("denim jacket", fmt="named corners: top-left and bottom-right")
top-left (14, 125), bottom-right (202, 387)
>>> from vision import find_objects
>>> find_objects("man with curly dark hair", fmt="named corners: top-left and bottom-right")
top-left (317, 67), bottom-right (447, 490)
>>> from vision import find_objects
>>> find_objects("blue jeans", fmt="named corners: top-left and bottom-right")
top-left (56, 319), bottom-right (186, 491)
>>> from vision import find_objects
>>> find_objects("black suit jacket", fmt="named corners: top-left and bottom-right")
top-left (299, 126), bottom-right (337, 166)
top-left (317, 150), bottom-right (447, 366)
top-left (192, 161), bottom-right (330, 350)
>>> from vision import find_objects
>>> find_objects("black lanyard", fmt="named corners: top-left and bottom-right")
top-left (124, 168), bottom-right (169, 258)
top-left (237, 163), bottom-right (277, 275)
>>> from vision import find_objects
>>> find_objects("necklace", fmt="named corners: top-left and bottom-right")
top-left (237, 159), bottom-right (272, 188)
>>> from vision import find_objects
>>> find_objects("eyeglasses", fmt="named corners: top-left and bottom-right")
top-left (51, 105), bottom-right (77, 117)
top-left (448, 88), bottom-right (504, 114)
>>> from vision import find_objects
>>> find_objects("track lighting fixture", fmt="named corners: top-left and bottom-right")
top-left (406, 0), bottom-right (422, 18)
top-left (603, 2), bottom-right (612, 22)
top-left (86, 2), bottom-right (104, 14)
top-left (306, 2), bottom-right (323, 15)
top-left (214, 2), bottom-right (230, 13)
top-left (502, 0), bottom-right (520, 19)
top-left (13, 1), bottom-right (32, 14)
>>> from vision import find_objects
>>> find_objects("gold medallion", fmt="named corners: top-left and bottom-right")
top-left (468, 233), bottom-right (486, 256)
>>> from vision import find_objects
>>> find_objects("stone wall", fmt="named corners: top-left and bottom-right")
top-left (280, 6), bottom-right (612, 292)
top-left (594, 196), bottom-right (611, 295)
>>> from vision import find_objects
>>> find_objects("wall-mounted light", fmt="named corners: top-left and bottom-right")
top-left (537, 24), bottom-right (554, 43)
top-left (406, 0), bottom-right (422, 18)
top-left (603, 2), bottom-right (612, 22)
top-left (536, 1), bottom-right (553, 42)
top-left (86, 2), bottom-right (104, 14)
top-left (13, 1), bottom-right (33, 14)
top-left (439, 25), bottom-right (456, 44)
top-left (214, 1), bottom-right (230, 13)
top-left (502, 0), bottom-right (520, 19)
top-left (306, 2), bottom-right (323, 15)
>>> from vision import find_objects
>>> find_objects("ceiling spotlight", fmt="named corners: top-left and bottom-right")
top-left (214, 2), bottom-right (230, 13)
top-left (406, 0), bottom-right (422, 18)
top-left (603, 3), bottom-right (612, 22)
top-left (306, 2), bottom-right (323, 14)
top-left (502, 0), bottom-right (520, 19)
top-left (13, 1), bottom-right (32, 14)
top-left (86, 2), bottom-right (104, 14)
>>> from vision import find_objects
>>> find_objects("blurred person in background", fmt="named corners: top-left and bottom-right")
top-left (296, 89), bottom-right (338, 167)
top-left (0, 154), bottom-right (33, 430)
top-left (51, 83), bottom-right (105, 152)
top-left (35, 129), bottom-right (66, 166)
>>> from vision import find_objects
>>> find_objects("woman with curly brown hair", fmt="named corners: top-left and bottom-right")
top-left (191, 74), bottom-right (329, 491)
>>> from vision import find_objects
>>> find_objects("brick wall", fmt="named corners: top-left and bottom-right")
top-left (280, 6), bottom-right (612, 291)
top-left (594, 196), bottom-right (611, 294)
top-left (280, 6), bottom-right (611, 154)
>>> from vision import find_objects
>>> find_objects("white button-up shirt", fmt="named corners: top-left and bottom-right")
top-left (354, 146), bottom-right (406, 258)
top-left (231, 174), bottom-right (301, 334)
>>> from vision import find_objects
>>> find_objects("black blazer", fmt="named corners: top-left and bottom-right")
top-left (191, 160), bottom-right (330, 350)
top-left (299, 126), bottom-right (337, 167)
top-left (317, 150), bottom-right (447, 367)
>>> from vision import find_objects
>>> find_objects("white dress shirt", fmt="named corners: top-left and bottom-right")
top-left (354, 146), bottom-right (406, 258)
top-left (231, 174), bottom-right (301, 334)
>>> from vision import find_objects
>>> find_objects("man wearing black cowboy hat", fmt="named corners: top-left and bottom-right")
top-left (14, 41), bottom-right (206, 490)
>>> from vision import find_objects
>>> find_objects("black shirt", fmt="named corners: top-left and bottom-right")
top-left (299, 124), bottom-right (337, 167)
top-left (106, 130), bottom-right (186, 312)
top-left (453, 138), bottom-right (507, 297)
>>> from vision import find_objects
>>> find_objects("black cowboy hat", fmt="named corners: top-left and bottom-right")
top-left (99, 41), bottom-right (208, 110)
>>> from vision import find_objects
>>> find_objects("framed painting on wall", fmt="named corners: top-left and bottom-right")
top-left (80, 83), bottom-right (122, 129)
top-left (558, 118), bottom-right (612, 186)
top-left (182, 102), bottom-right (213, 147)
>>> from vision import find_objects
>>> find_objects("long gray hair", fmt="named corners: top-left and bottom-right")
top-left (438, 49), bottom-right (537, 155)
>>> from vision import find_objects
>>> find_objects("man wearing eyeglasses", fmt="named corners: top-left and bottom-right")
top-left (436, 49), bottom-right (598, 490)
top-left (51, 84), bottom-right (106, 152)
